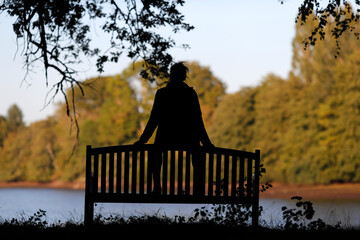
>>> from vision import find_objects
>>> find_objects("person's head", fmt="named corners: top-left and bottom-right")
top-left (169, 61), bottom-right (188, 82)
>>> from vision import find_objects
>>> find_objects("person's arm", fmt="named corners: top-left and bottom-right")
top-left (192, 90), bottom-right (214, 148)
top-left (199, 118), bottom-right (213, 147)
top-left (135, 91), bottom-right (161, 144)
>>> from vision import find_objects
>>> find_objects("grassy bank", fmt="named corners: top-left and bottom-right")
top-left (1, 221), bottom-right (359, 240)
top-left (1, 197), bottom-right (359, 239)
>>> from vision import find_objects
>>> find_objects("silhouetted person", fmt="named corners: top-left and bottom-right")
top-left (135, 61), bottom-right (214, 195)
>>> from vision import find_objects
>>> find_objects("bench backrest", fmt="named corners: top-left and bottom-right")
top-left (85, 144), bottom-right (260, 204)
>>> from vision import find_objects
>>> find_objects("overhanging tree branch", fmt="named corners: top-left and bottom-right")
top-left (293, 0), bottom-right (360, 56)
top-left (0, 0), bottom-right (193, 134)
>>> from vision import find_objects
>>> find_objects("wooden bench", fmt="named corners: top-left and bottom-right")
top-left (84, 144), bottom-right (260, 226)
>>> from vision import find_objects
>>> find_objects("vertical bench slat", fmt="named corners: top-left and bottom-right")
top-left (101, 153), bottom-right (106, 193)
top-left (239, 156), bottom-right (245, 197)
top-left (162, 150), bottom-right (168, 195)
top-left (139, 150), bottom-right (145, 195)
top-left (247, 157), bottom-right (253, 198)
top-left (178, 150), bottom-right (183, 194)
top-left (93, 154), bottom-right (99, 193)
top-left (132, 151), bottom-right (138, 194)
top-left (147, 149), bottom-right (153, 194)
top-left (124, 151), bottom-right (129, 194)
top-left (231, 155), bottom-right (237, 197)
top-left (170, 150), bottom-right (176, 195)
top-left (185, 151), bottom-right (191, 195)
top-left (216, 153), bottom-right (222, 196)
top-left (116, 151), bottom-right (122, 194)
top-left (208, 152), bottom-right (214, 196)
top-left (223, 154), bottom-right (229, 196)
top-left (109, 152), bottom-right (114, 193)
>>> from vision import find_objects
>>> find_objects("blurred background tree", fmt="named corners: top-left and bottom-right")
top-left (6, 104), bottom-right (24, 133)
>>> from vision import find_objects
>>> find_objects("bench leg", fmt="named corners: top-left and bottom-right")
top-left (252, 200), bottom-right (259, 227)
top-left (84, 199), bottom-right (94, 225)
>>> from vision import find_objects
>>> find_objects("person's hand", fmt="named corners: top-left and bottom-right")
top-left (134, 140), bottom-right (144, 146)
top-left (204, 143), bottom-right (215, 151)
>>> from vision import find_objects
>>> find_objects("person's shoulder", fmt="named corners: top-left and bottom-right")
top-left (188, 86), bottom-right (198, 96)
top-left (189, 86), bottom-right (196, 92)
top-left (156, 87), bottom-right (167, 95)
top-left (180, 82), bottom-right (195, 92)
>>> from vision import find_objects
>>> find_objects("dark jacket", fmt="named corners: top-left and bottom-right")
top-left (138, 81), bottom-right (212, 146)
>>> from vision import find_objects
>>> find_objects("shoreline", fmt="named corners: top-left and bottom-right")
top-left (259, 182), bottom-right (360, 200)
top-left (0, 180), bottom-right (85, 190)
top-left (1, 181), bottom-right (360, 200)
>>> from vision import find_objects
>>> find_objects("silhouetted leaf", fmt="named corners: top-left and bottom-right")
top-left (291, 196), bottom-right (303, 201)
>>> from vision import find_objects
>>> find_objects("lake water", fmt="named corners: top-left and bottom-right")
top-left (0, 188), bottom-right (359, 228)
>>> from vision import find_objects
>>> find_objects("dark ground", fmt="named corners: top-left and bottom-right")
top-left (1, 222), bottom-right (359, 240)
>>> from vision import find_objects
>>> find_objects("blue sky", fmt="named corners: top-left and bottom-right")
top-left (0, 0), bottom-right (301, 124)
